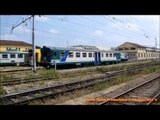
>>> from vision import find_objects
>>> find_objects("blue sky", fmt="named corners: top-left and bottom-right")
top-left (0, 15), bottom-right (159, 48)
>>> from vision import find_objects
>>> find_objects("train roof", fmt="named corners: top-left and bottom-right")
top-left (0, 51), bottom-right (28, 54)
top-left (44, 46), bottom-right (120, 53)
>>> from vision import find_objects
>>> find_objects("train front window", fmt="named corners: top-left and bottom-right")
top-left (10, 54), bottom-right (15, 58)
top-left (53, 52), bottom-right (57, 58)
top-left (2, 54), bottom-right (8, 58)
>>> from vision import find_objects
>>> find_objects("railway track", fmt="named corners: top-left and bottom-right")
top-left (1, 62), bottom-right (159, 86)
top-left (0, 60), bottom-right (158, 74)
top-left (0, 62), bottom-right (159, 105)
top-left (0, 67), bottom-right (43, 73)
top-left (96, 75), bottom-right (160, 105)
top-left (146, 91), bottom-right (160, 105)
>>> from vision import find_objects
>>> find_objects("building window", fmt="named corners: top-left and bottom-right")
top-left (124, 48), bottom-right (129, 50)
top-left (76, 52), bottom-right (80, 57)
top-left (89, 53), bottom-right (92, 57)
top-left (10, 54), bottom-right (16, 58)
top-left (16, 48), bottom-right (20, 51)
top-left (83, 53), bottom-right (87, 57)
top-left (106, 53), bottom-right (108, 57)
top-left (6, 47), bottom-right (11, 51)
top-left (130, 47), bottom-right (136, 50)
top-left (18, 54), bottom-right (23, 58)
top-left (2, 54), bottom-right (8, 58)
top-left (138, 53), bottom-right (140, 58)
top-left (118, 48), bottom-right (123, 50)
top-left (25, 48), bottom-right (29, 51)
top-left (69, 52), bottom-right (73, 58)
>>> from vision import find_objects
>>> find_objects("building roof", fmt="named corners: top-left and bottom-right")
top-left (125, 42), bottom-right (146, 48)
top-left (0, 40), bottom-right (41, 48)
top-left (0, 40), bottom-right (32, 46)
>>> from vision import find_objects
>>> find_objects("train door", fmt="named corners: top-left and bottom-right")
top-left (94, 52), bottom-right (101, 64)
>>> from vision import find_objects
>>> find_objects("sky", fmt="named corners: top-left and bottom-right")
top-left (0, 15), bottom-right (159, 48)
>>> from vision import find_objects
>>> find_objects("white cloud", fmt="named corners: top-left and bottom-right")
top-left (35, 16), bottom-right (49, 22)
top-left (1, 34), bottom-right (18, 40)
top-left (92, 30), bottom-right (104, 37)
top-left (49, 29), bottom-right (59, 34)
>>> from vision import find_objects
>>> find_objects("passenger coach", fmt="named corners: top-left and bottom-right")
top-left (41, 46), bottom-right (122, 68)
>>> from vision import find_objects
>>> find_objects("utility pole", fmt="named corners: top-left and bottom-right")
top-left (32, 15), bottom-right (36, 72)
top-left (11, 15), bottom-right (36, 72)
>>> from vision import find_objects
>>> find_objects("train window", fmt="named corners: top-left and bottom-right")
top-left (69, 52), bottom-right (74, 58)
top-left (113, 53), bottom-right (116, 57)
top-left (60, 52), bottom-right (66, 58)
top-left (2, 54), bottom-right (8, 58)
top-left (83, 53), bottom-right (87, 57)
top-left (76, 52), bottom-right (81, 57)
top-left (18, 54), bottom-right (23, 58)
top-left (101, 53), bottom-right (103, 57)
top-left (106, 53), bottom-right (108, 57)
top-left (110, 53), bottom-right (112, 57)
top-left (10, 54), bottom-right (16, 58)
top-left (89, 53), bottom-right (92, 57)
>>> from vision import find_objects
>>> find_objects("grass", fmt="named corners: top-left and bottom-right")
top-left (93, 65), bottom-right (160, 92)
top-left (93, 73), bottom-right (129, 91)
top-left (142, 66), bottom-right (160, 74)
top-left (39, 69), bottom-right (60, 78)
top-left (0, 59), bottom-right (159, 81)
top-left (0, 83), bottom-right (3, 95)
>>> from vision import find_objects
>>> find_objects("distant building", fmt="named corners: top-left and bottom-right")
top-left (0, 40), bottom-right (41, 63)
top-left (116, 42), bottom-right (159, 61)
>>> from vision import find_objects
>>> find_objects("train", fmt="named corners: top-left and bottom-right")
top-left (0, 51), bottom-right (29, 66)
top-left (1, 45), bottom-right (159, 68)
top-left (41, 46), bottom-right (129, 68)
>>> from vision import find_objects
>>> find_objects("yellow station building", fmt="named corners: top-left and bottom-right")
top-left (0, 40), bottom-right (41, 64)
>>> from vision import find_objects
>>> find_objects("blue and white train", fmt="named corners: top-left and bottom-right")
top-left (41, 46), bottom-right (128, 68)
